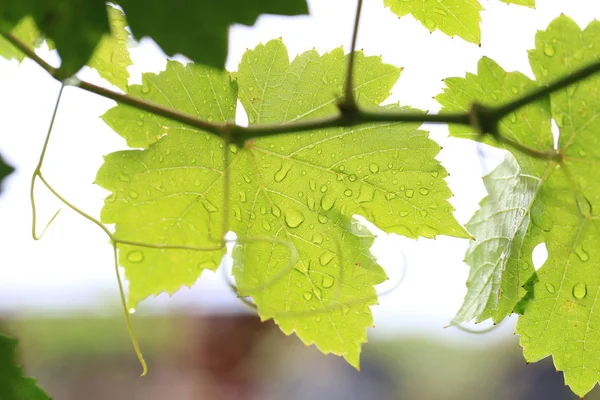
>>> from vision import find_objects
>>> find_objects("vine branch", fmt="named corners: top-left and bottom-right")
top-left (5, 30), bottom-right (600, 161)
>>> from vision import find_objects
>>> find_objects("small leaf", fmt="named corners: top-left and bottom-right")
top-left (0, 0), bottom-right (110, 76)
top-left (87, 6), bottom-right (132, 91)
top-left (383, 0), bottom-right (483, 44)
top-left (0, 333), bottom-right (50, 400)
top-left (0, 17), bottom-right (43, 62)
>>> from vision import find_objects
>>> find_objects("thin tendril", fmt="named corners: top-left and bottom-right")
top-left (452, 321), bottom-right (502, 334)
top-left (112, 242), bottom-right (148, 376)
top-left (31, 83), bottom-right (65, 240)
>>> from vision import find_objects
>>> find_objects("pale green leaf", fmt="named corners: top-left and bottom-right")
top-left (452, 154), bottom-right (541, 325)
top-left (96, 60), bottom-right (236, 306)
top-left (440, 15), bottom-right (600, 396)
top-left (437, 56), bottom-right (553, 324)
top-left (383, 0), bottom-right (483, 44)
top-left (500, 0), bottom-right (535, 7)
top-left (514, 16), bottom-right (600, 397)
top-left (87, 6), bottom-right (132, 91)
top-left (97, 39), bottom-right (467, 367)
top-left (0, 16), bottom-right (42, 62)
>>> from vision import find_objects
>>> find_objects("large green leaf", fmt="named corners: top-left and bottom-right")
top-left (0, 333), bottom-right (50, 400)
top-left (97, 39), bottom-right (467, 366)
top-left (441, 15), bottom-right (600, 396)
top-left (118, 0), bottom-right (308, 69)
top-left (383, 0), bottom-right (534, 45)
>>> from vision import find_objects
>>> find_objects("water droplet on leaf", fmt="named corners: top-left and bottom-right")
top-left (321, 274), bottom-right (335, 288)
top-left (303, 291), bottom-right (313, 301)
top-left (369, 163), bottom-right (379, 173)
top-left (405, 189), bottom-right (414, 198)
top-left (127, 250), bottom-right (144, 263)
top-left (545, 283), bottom-right (556, 294)
top-left (284, 209), bottom-right (304, 228)
top-left (573, 282), bottom-right (587, 299)
top-left (575, 245), bottom-right (589, 262)
top-left (544, 44), bottom-right (556, 57)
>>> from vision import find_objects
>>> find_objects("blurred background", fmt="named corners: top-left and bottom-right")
top-left (1, 0), bottom-right (600, 399)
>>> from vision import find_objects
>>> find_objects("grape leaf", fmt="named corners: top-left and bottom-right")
top-left (437, 56), bottom-right (553, 324)
top-left (0, 16), bottom-right (42, 62)
top-left (118, 0), bottom-right (308, 69)
top-left (383, 0), bottom-right (534, 45)
top-left (451, 154), bottom-right (542, 325)
top-left (87, 6), bottom-right (132, 91)
top-left (441, 15), bottom-right (600, 396)
top-left (0, 0), bottom-right (110, 77)
top-left (0, 333), bottom-right (50, 400)
top-left (0, 152), bottom-right (14, 194)
top-left (97, 39), bottom-right (468, 366)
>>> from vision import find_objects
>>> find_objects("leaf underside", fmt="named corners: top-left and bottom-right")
top-left (97, 39), bottom-right (467, 367)
top-left (439, 15), bottom-right (600, 397)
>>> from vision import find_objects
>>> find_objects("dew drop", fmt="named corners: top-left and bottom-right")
top-left (405, 189), bottom-right (414, 198)
top-left (309, 179), bottom-right (317, 191)
top-left (430, 172), bottom-right (439, 178)
top-left (511, 86), bottom-right (519, 94)
top-left (129, 191), bottom-right (138, 199)
top-left (233, 207), bottom-right (242, 221)
top-left (419, 188), bottom-right (430, 195)
top-left (575, 245), bottom-right (589, 262)
top-left (118, 174), bottom-right (131, 182)
top-left (284, 209), bottom-right (304, 228)
top-left (319, 251), bottom-right (335, 266)
top-left (262, 221), bottom-right (271, 231)
top-left (490, 93), bottom-right (498, 101)
top-left (509, 112), bottom-right (517, 123)
top-left (369, 163), bottom-right (379, 173)
top-left (344, 189), bottom-right (353, 197)
top-left (433, 7), bottom-right (447, 16)
top-left (141, 85), bottom-right (150, 94)
top-left (573, 282), bottom-right (587, 300)
top-left (318, 215), bottom-right (328, 224)
top-left (303, 291), bottom-right (313, 301)
top-left (260, 205), bottom-right (267, 215)
top-left (426, 18), bottom-right (436, 31)
top-left (399, 211), bottom-right (410, 217)
top-left (271, 205), bottom-right (281, 217)
top-left (321, 195), bottom-right (335, 211)
top-left (320, 185), bottom-right (328, 193)
top-left (239, 191), bottom-right (247, 203)
top-left (312, 233), bottom-right (324, 245)
top-left (545, 283), bottom-right (556, 294)
top-left (348, 174), bottom-right (357, 182)
top-left (544, 43), bottom-right (556, 57)
top-left (127, 250), bottom-right (144, 263)
top-left (321, 274), bottom-right (335, 288)
top-left (274, 164), bottom-right (292, 182)
top-left (243, 173), bottom-right (251, 183)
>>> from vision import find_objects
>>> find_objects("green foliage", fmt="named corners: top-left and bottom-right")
top-left (0, 16), bottom-right (41, 62)
top-left (3, 0), bottom-right (600, 396)
top-left (96, 39), bottom-right (467, 366)
top-left (0, 333), bottom-right (49, 400)
top-left (0, 0), bottom-right (308, 74)
top-left (119, 0), bottom-right (308, 69)
top-left (0, 152), bottom-right (14, 193)
top-left (439, 15), bottom-right (600, 396)
top-left (383, 0), bottom-right (533, 45)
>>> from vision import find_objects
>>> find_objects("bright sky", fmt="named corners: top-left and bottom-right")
top-left (1, 0), bottom-right (599, 339)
